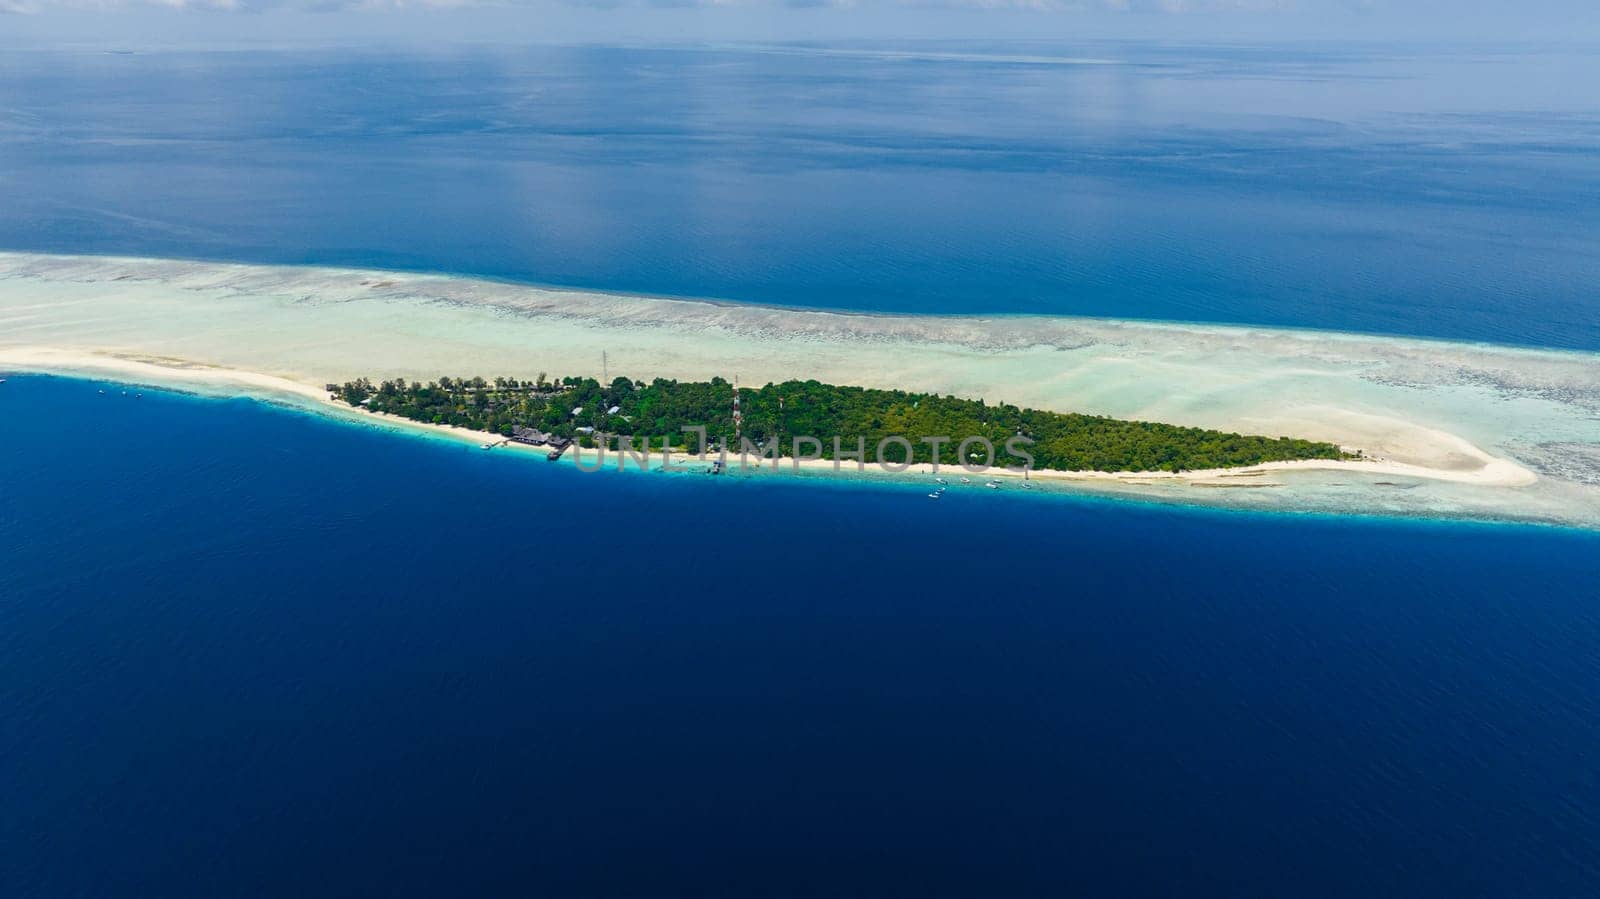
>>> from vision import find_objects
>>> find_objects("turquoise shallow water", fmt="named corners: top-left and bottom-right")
top-left (4, 375), bottom-right (1599, 896)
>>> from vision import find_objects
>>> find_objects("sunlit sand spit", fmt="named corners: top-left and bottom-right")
top-left (2, 252), bottom-right (1597, 527)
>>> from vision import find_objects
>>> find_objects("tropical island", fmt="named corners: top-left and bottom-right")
top-left (332, 375), bottom-right (1354, 472)
top-left (0, 254), bottom-right (1581, 521)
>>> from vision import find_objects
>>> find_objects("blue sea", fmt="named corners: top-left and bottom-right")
top-left (4, 41), bottom-right (1600, 897)
top-left (1, 42), bottom-right (1598, 348)
top-left (3, 376), bottom-right (1599, 896)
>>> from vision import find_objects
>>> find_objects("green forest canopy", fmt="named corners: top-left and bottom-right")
top-left (333, 375), bottom-right (1355, 473)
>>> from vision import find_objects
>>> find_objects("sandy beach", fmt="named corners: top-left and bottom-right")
top-left (0, 344), bottom-right (1541, 487)
top-left (2, 253), bottom-right (1597, 526)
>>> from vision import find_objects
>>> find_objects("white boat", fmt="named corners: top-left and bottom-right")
top-left (927, 492), bottom-right (941, 499)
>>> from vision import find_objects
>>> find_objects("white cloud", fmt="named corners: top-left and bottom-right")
top-left (0, 0), bottom-right (1591, 40)
top-left (0, 0), bottom-right (482, 9)
top-left (1, 0), bottom-right (1305, 9)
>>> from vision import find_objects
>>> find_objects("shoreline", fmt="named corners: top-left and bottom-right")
top-left (0, 345), bottom-right (1538, 490)
top-left (3, 250), bottom-right (1595, 528)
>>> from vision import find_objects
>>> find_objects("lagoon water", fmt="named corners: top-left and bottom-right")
top-left (4, 41), bottom-right (1600, 896)
top-left (4, 376), bottom-right (1600, 896)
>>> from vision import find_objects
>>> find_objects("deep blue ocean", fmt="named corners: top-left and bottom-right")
top-left (1, 42), bottom-right (1598, 348)
top-left (4, 41), bottom-right (1600, 897)
top-left (4, 378), bottom-right (1599, 897)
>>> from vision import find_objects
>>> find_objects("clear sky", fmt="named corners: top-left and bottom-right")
top-left (3, 1), bottom-right (1598, 48)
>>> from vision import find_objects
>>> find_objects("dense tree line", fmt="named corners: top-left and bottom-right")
top-left (334, 375), bottom-right (1354, 472)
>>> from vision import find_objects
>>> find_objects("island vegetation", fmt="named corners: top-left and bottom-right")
top-left (332, 375), bottom-right (1355, 472)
